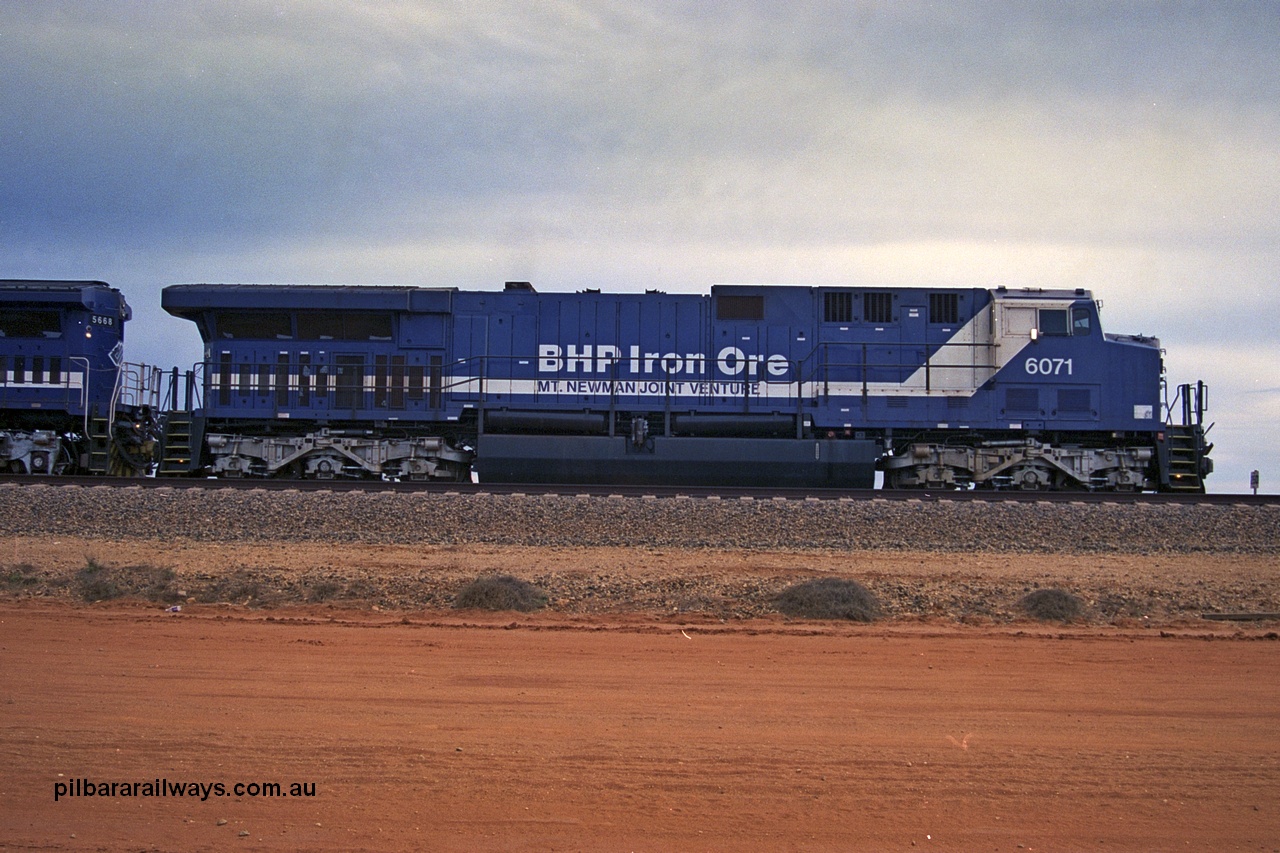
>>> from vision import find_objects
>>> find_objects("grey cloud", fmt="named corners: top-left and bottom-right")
top-left (4, 2), bottom-right (1277, 251)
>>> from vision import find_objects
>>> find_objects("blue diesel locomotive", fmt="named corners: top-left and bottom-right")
top-left (159, 281), bottom-right (1212, 491)
top-left (0, 280), bottom-right (160, 475)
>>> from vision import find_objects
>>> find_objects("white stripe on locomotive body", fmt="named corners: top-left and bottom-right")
top-left (0, 371), bottom-right (85, 390)
top-left (458, 378), bottom-right (807, 399)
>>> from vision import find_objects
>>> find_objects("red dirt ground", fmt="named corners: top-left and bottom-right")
top-left (3, 594), bottom-right (1279, 851)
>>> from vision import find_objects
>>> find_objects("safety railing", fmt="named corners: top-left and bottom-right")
top-left (115, 362), bottom-right (164, 411)
top-left (157, 364), bottom-right (204, 413)
top-left (1165, 380), bottom-right (1208, 428)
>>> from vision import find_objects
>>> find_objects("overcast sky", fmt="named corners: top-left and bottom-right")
top-left (2, 1), bottom-right (1275, 492)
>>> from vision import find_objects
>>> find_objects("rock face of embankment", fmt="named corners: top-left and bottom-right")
top-left (3, 484), bottom-right (1278, 623)
top-left (1, 483), bottom-right (1275, 554)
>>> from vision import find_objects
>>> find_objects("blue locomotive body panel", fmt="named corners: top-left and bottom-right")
top-left (162, 281), bottom-right (1172, 488)
top-left (162, 282), bottom-right (1164, 437)
top-left (446, 284), bottom-right (1162, 437)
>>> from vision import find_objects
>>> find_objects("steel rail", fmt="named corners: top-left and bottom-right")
top-left (0, 474), bottom-right (1275, 507)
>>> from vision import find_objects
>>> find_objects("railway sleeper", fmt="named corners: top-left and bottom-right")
top-left (205, 430), bottom-right (473, 481)
top-left (880, 439), bottom-right (1155, 491)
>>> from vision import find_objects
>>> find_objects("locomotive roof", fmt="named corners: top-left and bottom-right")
top-left (0, 279), bottom-right (110, 290)
top-left (991, 285), bottom-right (1094, 300)
top-left (162, 283), bottom-right (457, 317)
top-left (0, 279), bottom-right (130, 316)
top-left (160, 282), bottom-right (1096, 324)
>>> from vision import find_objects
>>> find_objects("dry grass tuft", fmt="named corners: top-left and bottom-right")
top-left (2, 563), bottom-right (41, 592)
top-left (1017, 587), bottom-right (1085, 622)
top-left (74, 558), bottom-right (181, 603)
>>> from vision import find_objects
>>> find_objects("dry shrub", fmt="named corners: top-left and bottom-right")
top-left (1017, 587), bottom-right (1084, 622)
top-left (74, 559), bottom-right (181, 603)
top-left (302, 577), bottom-right (379, 604)
top-left (454, 575), bottom-right (547, 612)
top-left (194, 569), bottom-right (263, 604)
top-left (774, 577), bottom-right (882, 622)
top-left (75, 559), bottom-right (121, 601)
top-left (3, 563), bottom-right (41, 592)
top-left (306, 580), bottom-right (344, 603)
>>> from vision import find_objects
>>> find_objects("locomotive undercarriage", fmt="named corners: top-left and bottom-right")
top-left (879, 436), bottom-right (1156, 491)
top-left (0, 429), bottom-right (76, 475)
top-left (203, 427), bottom-right (474, 481)
top-left (1, 407), bottom-right (163, 477)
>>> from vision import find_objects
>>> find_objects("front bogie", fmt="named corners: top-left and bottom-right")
top-left (879, 433), bottom-right (1158, 492)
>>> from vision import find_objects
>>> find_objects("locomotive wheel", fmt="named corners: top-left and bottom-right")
top-left (1009, 463), bottom-right (1054, 491)
top-left (305, 455), bottom-right (343, 479)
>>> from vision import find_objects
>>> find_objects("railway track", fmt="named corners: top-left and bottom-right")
top-left (1, 474), bottom-right (1274, 507)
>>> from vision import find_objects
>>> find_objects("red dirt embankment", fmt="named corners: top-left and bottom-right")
top-left (3, 566), bottom-right (1280, 850)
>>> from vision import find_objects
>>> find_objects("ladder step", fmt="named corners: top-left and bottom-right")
top-left (157, 411), bottom-right (201, 476)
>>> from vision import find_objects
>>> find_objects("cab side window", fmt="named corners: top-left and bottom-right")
top-left (1038, 309), bottom-right (1069, 336)
top-left (1072, 307), bottom-right (1091, 335)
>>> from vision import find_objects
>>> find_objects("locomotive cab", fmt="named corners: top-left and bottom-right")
top-left (879, 287), bottom-right (1208, 491)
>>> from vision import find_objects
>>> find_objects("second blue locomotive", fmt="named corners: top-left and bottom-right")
top-left (0, 280), bottom-right (159, 476)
